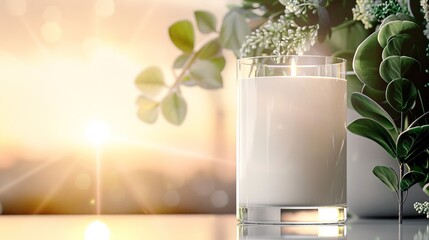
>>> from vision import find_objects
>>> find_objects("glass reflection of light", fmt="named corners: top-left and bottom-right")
top-left (85, 220), bottom-right (110, 240)
top-left (318, 225), bottom-right (344, 237)
top-left (318, 207), bottom-right (340, 222)
top-left (239, 224), bottom-right (346, 239)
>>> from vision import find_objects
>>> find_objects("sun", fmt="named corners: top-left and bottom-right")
top-left (85, 120), bottom-right (111, 145)
top-left (84, 220), bottom-right (111, 240)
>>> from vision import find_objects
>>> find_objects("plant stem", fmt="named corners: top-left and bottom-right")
top-left (399, 163), bottom-right (404, 224)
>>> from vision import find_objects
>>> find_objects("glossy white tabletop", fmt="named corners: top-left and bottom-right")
top-left (0, 214), bottom-right (427, 239)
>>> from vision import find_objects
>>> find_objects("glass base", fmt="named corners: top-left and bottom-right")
top-left (237, 224), bottom-right (347, 239)
top-left (238, 205), bottom-right (347, 224)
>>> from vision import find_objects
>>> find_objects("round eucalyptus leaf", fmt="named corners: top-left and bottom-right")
top-left (353, 31), bottom-right (386, 90)
top-left (168, 20), bottom-right (195, 53)
top-left (382, 34), bottom-right (420, 60)
top-left (211, 56), bottom-right (226, 71)
top-left (161, 92), bottom-right (187, 125)
top-left (173, 54), bottom-right (191, 69)
top-left (196, 38), bottom-right (222, 59)
top-left (380, 56), bottom-right (420, 83)
top-left (135, 66), bottom-right (167, 99)
top-left (372, 166), bottom-right (398, 192)
top-left (220, 10), bottom-right (250, 57)
top-left (386, 78), bottom-right (417, 113)
top-left (136, 96), bottom-right (159, 124)
top-left (181, 75), bottom-right (197, 87)
top-left (397, 125), bottom-right (429, 162)
top-left (194, 10), bottom-right (217, 34)
top-left (189, 59), bottom-right (223, 89)
top-left (377, 20), bottom-right (421, 48)
top-left (380, 13), bottom-right (416, 27)
top-left (347, 118), bottom-right (397, 158)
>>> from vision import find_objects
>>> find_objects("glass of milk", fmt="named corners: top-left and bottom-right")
top-left (237, 55), bottom-right (347, 224)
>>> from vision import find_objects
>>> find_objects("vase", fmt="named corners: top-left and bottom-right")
top-left (347, 109), bottom-right (427, 218)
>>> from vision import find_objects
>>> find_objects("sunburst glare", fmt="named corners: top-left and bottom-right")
top-left (86, 120), bottom-right (111, 146)
top-left (84, 220), bottom-right (110, 240)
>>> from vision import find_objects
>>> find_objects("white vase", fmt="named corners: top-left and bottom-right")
top-left (347, 109), bottom-right (428, 218)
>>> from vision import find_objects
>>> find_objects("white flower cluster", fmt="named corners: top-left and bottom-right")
top-left (421, 0), bottom-right (429, 39)
top-left (239, 16), bottom-right (287, 58)
top-left (414, 201), bottom-right (429, 218)
top-left (273, 24), bottom-right (319, 55)
top-left (352, 0), bottom-right (381, 29)
top-left (239, 15), bottom-right (319, 57)
top-left (280, 0), bottom-right (319, 17)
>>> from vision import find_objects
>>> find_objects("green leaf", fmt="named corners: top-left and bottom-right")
top-left (382, 34), bottom-right (420, 60)
top-left (181, 75), bottom-right (197, 87)
top-left (423, 183), bottom-right (429, 196)
top-left (386, 78), bottom-right (418, 113)
top-left (189, 60), bottom-right (223, 89)
top-left (400, 170), bottom-right (425, 191)
top-left (380, 14), bottom-right (416, 26)
top-left (361, 85), bottom-right (386, 103)
top-left (211, 56), bottom-right (226, 71)
top-left (350, 92), bottom-right (398, 137)
top-left (136, 96), bottom-right (159, 124)
top-left (135, 66), bottom-right (166, 98)
top-left (169, 20), bottom-right (195, 53)
top-left (161, 92), bottom-right (187, 125)
top-left (194, 10), bottom-right (217, 34)
top-left (173, 54), bottom-right (191, 69)
top-left (196, 39), bottom-right (222, 59)
top-left (377, 20), bottom-right (421, 48)
top-left (220, 10), bottom-right (250, 57)
top-left (380, 56), bottom-right (420, 83)
top-left (353, 31), bottom-right (386, 90)
top-left (348, 118), bottom-right (397, 158)
top-left (397, 125), bottom-right (429, 162)
top-left (373, 166), bottom-right (398, 192)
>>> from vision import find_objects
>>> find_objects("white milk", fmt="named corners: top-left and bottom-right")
top-left (237, 76), bottom-right (346, 207)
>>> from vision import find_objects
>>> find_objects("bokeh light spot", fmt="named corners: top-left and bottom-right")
top-left (95, 0), bottom-right (115, 17)
top-left (40, 22), bottom-right (62, 43)
top-left (84, 220), bottom-right (110, 240)
top-left (75, 173), bottom-right (92, 190)
top-left (210, 190), bottom-right (229, 208)
top-left (192, 176), bottom-right (215, 196)
top-left (5, 0), bottom-right (26, 16)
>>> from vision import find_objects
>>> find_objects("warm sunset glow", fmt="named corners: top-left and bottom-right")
top-left (84, 220), bottom-right (111, 240)
top-left (86, 120), bottom-right (111, 145)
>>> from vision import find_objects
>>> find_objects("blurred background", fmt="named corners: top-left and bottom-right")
top-left (0, 0), bottom-right (238, 214)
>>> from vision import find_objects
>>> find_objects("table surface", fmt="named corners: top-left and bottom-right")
top-left (0, 214), bottom-right (427, 239)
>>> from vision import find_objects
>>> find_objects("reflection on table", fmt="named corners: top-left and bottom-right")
top-left (0, 214), bottom-right (428, 239)
top-left (239, 218), bottom-right (429, 240)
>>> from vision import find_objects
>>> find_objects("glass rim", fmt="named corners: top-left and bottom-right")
top-left (237, 55), bottom-right (346, 67)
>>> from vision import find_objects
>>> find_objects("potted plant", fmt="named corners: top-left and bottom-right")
top-left (134, 0), bottom-right (429, 221)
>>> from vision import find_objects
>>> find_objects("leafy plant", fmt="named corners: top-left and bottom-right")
top-left (135, 0), bottom-right (359, 125)
top-left (348, 16), bottom-right (429, 223)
